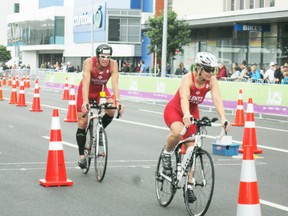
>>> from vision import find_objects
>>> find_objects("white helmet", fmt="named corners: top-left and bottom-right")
top-left (195, 52), bottom-right (219, 67)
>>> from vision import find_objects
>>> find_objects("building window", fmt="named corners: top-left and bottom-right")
top-left (108, 16), bottom-right (141, 43)
top-left (240, 0), bottom-right (244, 10)
top-left (7, 17), bottom-right (64, 46)
top-left (108, 18), bottom-right (120, 41)
top-left (14, 3), bottom-right (19, 13)
top-left (260, 0), bottom-right (264, 8)
top-left (270, 0), bottom-right (275, 7)
top-left (168, 0), bottom-right (173, 10)
top-left (249, 0), bottom-right (254, 9)
top-left (231, 0), bottom-right (235, 11)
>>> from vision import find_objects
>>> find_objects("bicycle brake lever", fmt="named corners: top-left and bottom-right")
top-left (116, 104), bottom-right (122, 119)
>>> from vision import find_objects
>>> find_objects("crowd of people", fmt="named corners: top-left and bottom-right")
top-left (40, 61), bottom-right (81, 73)
top-left (213, 60), bottom-right (288, 84)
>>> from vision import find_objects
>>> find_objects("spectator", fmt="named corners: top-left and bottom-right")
top-left (246, 66), bottom-right (252, 79)
top-left (166, 63), bottom-right (171, 75)
top-left (129, 63), bottom-right (135, 72)
top-left (229, 65), bottom-right (241, 81)
top-left (135, 63), bottom-right (140, 72)
top-left (139, 60), bottom-right (147, 74)
top-left (67, 62), bottom-right (74, 72)
top-left (216, 63), bottom-right (227, 80)
top-left (228, 63), bottom-right (238, 77)
top-left (264, 62), bottom-right (276, 83)
top-left (239, 60), bottom-right (248, 80)
top-left (274, 63), bottom-right (283, 84)
top-left (174, 62), bottom-right (187, 75)
top-left (156, 64), bottom-right (161, 76)
top-left (281, 71), bottom-right (288, 84)
top-left (122, 61), bottom-right (130, 72)
top-left (250, 64), bottom-right (262, 82)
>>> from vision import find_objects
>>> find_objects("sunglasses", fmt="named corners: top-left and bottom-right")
top-left (100, 55), bottom-right (111, 59)
top-left (202, 67), bottom-right (215, 73)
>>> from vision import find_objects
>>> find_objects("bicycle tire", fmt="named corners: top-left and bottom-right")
top-left (184, 149), bottom-right (215, 216)
top-left (94, 126), bottom-right (108, 182)
top-left (82, 121), bottom-right (93, 174)
top-left (155, 149), bottom-right (177, 207)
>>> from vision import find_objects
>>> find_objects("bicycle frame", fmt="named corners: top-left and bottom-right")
top-left (164, 118), bottom-right (222, 187)
top-left (86, 108), bottom-right (104, 158)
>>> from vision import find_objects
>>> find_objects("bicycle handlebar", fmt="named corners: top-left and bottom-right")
top-left (82, 100), bottom-right (122, 119)
top-left (180, 116), bottom-right (227, 136)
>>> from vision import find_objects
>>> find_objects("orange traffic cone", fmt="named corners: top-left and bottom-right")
top-left (30, 79), bottom-right (43, 112)
top-left (0, 82), bottom-right (4, 101)
top-left (7, 74), bottom-right (12, 86)
top-left (39, 109), bottom-right (73, 187)
top-left (15, 73), bottom-right (19, 87)
top-left (16, 79), bottom-right (27, 106)
top-left (9, 78), bottom-right (17, 104)
top-left (236, 145), bottom-right (261, 216)
top-left (239, 98), bottom-right (263, 154)
top-left (64, 84), bottom-right (78, 122)
top-left (62, 77), bottom-right (70, 100)
top-left (232, 89), bottom-right (245, 126)
top-left (24, 75), bottom-right (30, 88)
top-left (2, 73), bottom-right (6, 85)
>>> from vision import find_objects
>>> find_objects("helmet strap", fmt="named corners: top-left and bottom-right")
top-left (198, 67), bottom-right (206, 82)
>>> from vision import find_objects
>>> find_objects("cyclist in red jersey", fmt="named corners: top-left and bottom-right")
top-left (162, 52), bottom-right (230, 202)
top-left (76, 44), bottom-right (124, 168)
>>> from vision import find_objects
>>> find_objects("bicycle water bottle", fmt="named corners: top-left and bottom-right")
top-left (99, 91), bottom-right (106, 105)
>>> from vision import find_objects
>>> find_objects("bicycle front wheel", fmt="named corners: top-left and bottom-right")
top-left (185, 149), bottom-right (215, 216)
top-left (82, 123), bottom-right (93, 174)
top-left (155, 149), bottom-right (177, 207)
top-left (94, 126), bottom-right (108, 182)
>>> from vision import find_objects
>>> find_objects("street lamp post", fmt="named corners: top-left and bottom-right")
top-left (161, 0), bottom-right (168, 77)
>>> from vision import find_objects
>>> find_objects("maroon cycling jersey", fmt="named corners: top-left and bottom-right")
top-left (169, 72), bottom-right (210, 111)
top-left (89, 56), bottom-right (111, 91)
top-left (76, 56), bottom-right (112, 112)
top-left (163, 73), bottom-right (211, 138)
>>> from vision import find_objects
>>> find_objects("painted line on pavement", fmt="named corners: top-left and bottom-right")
top-left (260, 200), bottom-right (288, 212)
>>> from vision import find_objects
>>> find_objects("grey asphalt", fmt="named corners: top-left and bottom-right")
top-left (0, 85), bottom-right (287, 216)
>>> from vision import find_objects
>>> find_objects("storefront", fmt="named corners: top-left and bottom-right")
top-left (179, 22), bottom-right (288, 70)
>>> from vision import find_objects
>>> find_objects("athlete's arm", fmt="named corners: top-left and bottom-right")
top-left (179, 73), bottom-right (192, 127)
top-left (81, 58), bottom-right (92, 113)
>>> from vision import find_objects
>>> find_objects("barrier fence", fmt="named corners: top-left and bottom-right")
top-left (1, 69), bottom-right (287, 117)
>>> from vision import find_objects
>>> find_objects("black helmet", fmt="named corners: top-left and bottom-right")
top-left (96, 44), bottom-right (113, 57)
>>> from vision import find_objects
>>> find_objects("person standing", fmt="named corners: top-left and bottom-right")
top-left (139, 60), bottom-right (147, 74)
top-left (216, 63), bottom-right (227, 80)
top-left (175, 62), bottom-right (187, 76)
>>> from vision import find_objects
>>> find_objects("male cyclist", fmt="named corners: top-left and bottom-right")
top-left (76, 44), bottom-right (124, 168)
top-left (162, 52), bottom-right (230, 203)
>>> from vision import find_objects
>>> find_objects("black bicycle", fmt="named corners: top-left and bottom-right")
top-left (155, 116), bottom-right (227, 216)
top-left (81, 99), bottom-right (120, 182)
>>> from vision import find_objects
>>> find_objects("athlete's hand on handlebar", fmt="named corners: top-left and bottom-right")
top-left (117, 103), bottom-right (124, 116)
top-left (81, 103), bottom-right (90, 118)
top-left (222, 119), bottom-right (230, 133)
top-left (182, 112), bottom-right (193, 128)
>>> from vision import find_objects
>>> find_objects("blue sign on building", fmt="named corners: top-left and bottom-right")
top-left (73, 0), bottom-right (106, 43)
top-left (234, 23), bottom-right (271, 32)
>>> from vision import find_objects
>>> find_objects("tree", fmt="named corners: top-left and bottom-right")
top-left (0, 45), bottom-right (11, 63)
top-left (146, 10), bottom-right (191, 71)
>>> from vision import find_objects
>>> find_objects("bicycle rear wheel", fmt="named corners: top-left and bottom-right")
top-left (185, 149), bottom-right (215, 216)
top-left (82, 122), bottom-right (93, 174)
top-left (155, 149), bottom-right (177, 207)
top-left (94, 126), bottom-right (108, 182)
